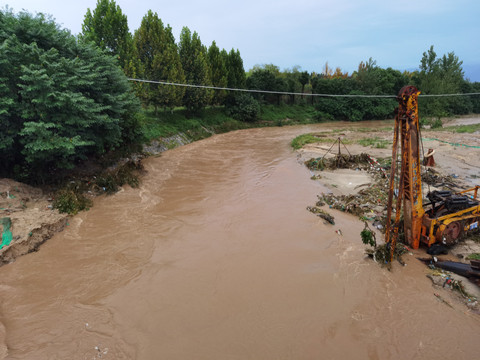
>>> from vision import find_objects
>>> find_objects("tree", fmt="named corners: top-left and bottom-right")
top-left (246, 65), bottom-right (288, 105)
top-left (81, 0), bottom-right (132, 69)
top-left (179, 27), bottom-right (212, 115)
top-left (299, 71), bottom-right (310, 96)
top-left (414, 45), bottom-right (466, 116)
top-left (133, 11), bottom-right (185, 112)
top-left (207, 41), bottom-right (228, 105)
top-left (226, 48), bottom-right (246, 89)
top-left (0, 10), bottom-right (140, 181)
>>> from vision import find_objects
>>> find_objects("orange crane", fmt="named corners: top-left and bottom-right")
top-left (384, 86), bottom-right (480, 261)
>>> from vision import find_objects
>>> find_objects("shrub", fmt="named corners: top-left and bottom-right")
top-left (225, 93), bottom-right (260, 122)
top-left (53, 188), bottom-right (92, 215)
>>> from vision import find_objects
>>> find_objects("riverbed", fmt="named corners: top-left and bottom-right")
top-left (0, 124), bottom-right (479, 359)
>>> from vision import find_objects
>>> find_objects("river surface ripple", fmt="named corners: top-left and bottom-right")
top-left (0, 124), bottom-right (479, 359)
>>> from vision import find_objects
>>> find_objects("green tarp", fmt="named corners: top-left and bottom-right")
top-left (1, 217), bottom-right (12, 249)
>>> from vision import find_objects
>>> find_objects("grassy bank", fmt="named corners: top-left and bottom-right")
top-left (139, 104), bottom-right (319, 143)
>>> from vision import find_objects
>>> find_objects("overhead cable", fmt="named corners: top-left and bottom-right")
top-left (127, 78), bottom-right (480, 99)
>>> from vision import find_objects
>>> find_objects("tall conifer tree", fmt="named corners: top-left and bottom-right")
top-left (207, 41), bottom-right (228, 105)
top-left (179, 27), bottom-right (212, 114)
top-left (81, 0), bottom-right (132, 69)
top-left (133, 11), bottom-right (185, 111)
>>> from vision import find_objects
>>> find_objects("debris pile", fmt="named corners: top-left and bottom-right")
top-left (305, 152), bottom-right (391, 229)
top-left (361, 222), bottom-right (408, 266)
top-left (319, 180), bottom-right (389, 221)
top-left (427, 268), bottom-right (478, 310)
top-left (306, 206), bottom-right (335, 225)
top-left (305, 153), bottom-right (372, 171)
top-left (422, 168), bottom-right (458, 189)
top-left (365, 242), bottom-right (409, 266)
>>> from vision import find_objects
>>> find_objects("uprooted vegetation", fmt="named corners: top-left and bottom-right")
top-left (53, 158), bottom-right (144, 215)
top-left (305, 151), bottom-right (390, 222)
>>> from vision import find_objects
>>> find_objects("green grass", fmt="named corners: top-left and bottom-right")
top-left (139, 107), bottom-right (248, 142)
top-left (448, 124), bottom-right (480, 133)
top-left (291, 134), bottom-right (319, 150)
top-left (358, 136), bottom-right (390, 148)
top-left (290, 133), bottom-right (337, 150)
top-left (140, 104), bottom-right (320, 145)
top-left (259, 104), bottom-right (317, 123)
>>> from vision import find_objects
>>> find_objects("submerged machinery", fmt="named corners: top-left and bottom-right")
top-left (384, 86), bottom-right (480, 260)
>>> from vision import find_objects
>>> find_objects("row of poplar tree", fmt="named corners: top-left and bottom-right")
top-left (81, 1), bottom-right (246, 115)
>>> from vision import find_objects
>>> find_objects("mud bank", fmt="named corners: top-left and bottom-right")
top-left (0, 179), bottom-right (68, 266)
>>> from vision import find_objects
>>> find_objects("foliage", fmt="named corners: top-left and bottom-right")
top-left (431, 118), bottom-right (443, 129)
top-left (133, 11), bottom-right (185, 112)
top-left (311, 69), bottom-right (402, 121)
top-left (139, 107), bottom-right (244, 141)
top-left (225, 48), bottom-right (246, 89)
top-left (414, 45), bottom-right (467, 117)
top-left (0, 10), bottom-right (140, 182)
top-left (361, 225), bottom-right (377, 248)
top-left (420, 117), bottom-right (443, 129)
top-left (207, 41), bottom-right (228, 105)
top-left (179, 27), bottom-right (212, 115)
top-left (53, 187), bottom-right (92, 214)
top-left (225, 93), bottom-right (260, 122)
top-left (95, 160), bottom-right (141, 194)
top-left (80, 0), bottom-right (132, 69)
top-left (260, 104), bottom-right (316, 122)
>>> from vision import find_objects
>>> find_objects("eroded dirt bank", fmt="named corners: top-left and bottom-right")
top-left (0, 121), bottom-right (479, 359)
top-left (0, 180), bottom-right (68, 266)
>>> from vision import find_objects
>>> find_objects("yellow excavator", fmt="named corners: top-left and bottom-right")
top-left (384, 86), bottom-right (480, 260)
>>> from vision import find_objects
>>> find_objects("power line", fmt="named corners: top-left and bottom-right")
top-left (127, 78), bottom-right (480, 99)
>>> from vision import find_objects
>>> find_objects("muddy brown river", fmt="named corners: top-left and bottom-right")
top-left (0, 125), bottom-right (479, 359)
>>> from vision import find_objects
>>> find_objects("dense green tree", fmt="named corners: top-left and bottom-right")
top-left (207, 41), bottom-right (228, 105)
top-left (81, 0), bottom-right (132, 69)
top-left (179, 27), bottom-right (212, 114)
top-left (281, 66), bottom-right (305, 104)
top-left (0, 10), bottom-right (140, 181)
top-left (299, 71), bottom-right (310, 96)
top-left (414, 45), bottom-right (466, 116)
top-left (226, 48), bottom-right (246, 89)
top-left (133, 11), bottom-right (185, 111)
top-left (246, 64), bottom-right (290, 104)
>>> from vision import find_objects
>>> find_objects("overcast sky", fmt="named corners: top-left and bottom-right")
top-left (4, 0), bottom-right (480, 81)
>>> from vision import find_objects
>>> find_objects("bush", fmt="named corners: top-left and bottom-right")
top-left (314, 111), bottom-right (334, 122)
top-left (225, 93), bottom-right (260, 122)
top-left (53, 188), bottom-right (92, 215)
top-left (431, 118), bottom-right (443, 129)
top-left (95, 160), bottom-right (142, 194)
top-left (420, 117), bottom-right (443, 129)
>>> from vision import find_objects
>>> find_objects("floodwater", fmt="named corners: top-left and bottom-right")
top-left (0, 125), bottom-right (479, 359)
